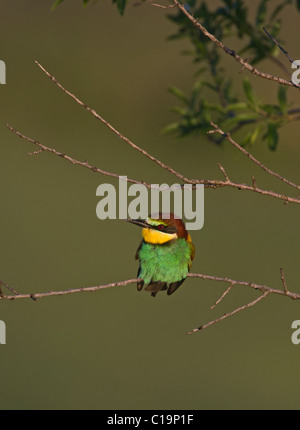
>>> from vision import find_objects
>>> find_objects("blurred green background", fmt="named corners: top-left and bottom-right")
top-left (0, 0), bottom-right (299, 410)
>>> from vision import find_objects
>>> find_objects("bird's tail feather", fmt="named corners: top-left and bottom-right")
top-left (145, 281), bottom-right (168, 298)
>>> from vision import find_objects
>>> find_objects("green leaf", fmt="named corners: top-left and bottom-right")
top-left (190, 80), bottom-right (203, 108)
top-left (225, 102), bottom-right (248, 112)
top-left (169, 106), bottom-right (188, 116)
top-left (242, 125), bottom-right (261, 146)
top-left (270, 1), bottom-right (292, 21)
top-left (112, 0), bottom-right (128, 15)
top-left (222, 112), bottom-right (259, 129)
top-left (249, 125), bottom-right (261, 144)
top-left (242, 130), bottom-right (255, 146)
top-left (168, 86), bottom-right (187, 103)
top-left (256, 0), bottom-right (268, 27)
top-left (277, 86), bottom-right (287, 114)
top-left (259, 103), bottom-right (281, 115)
top-left (243, 78), bottom-right (256, 106)
top-left (192, 80), bottom-right (203, 96)
top-left (51, 0), bottom-right (64, 11)
top-left (263, 122), bottom-right (279, 150)
top-left (161, 122), bottom-right (180, 135)
top-left (52, 0), bottom-right (93, 10)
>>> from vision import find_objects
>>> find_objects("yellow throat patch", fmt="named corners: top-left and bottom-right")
top-left (142, 228), bottom-right (178, 244)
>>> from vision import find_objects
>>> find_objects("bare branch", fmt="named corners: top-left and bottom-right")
top-left (2, 3), bottom-right (299, 338)
top-left (195, 176), bottom-right (300, 204)
top-left (210, 283), bottom-right (234, 310)
top-left (1, 271), bottom-right (297, 334)
top-left (8, 124), bottom-right (300, 205)
top-left (34, 61), bottom-right (191, 184)
top-left (152, 2), bottom-right (175, 8)
top-left (217, 162), bottom-right (230, 182)
top-left (187, 272), bottom-right (300, 300)
top-left (6, 124), bottom-right (152, 189)
top-left (187, 291), bottom-right (269, 334)
top-left (0, 279), bottom-right (20, 296)
top-left (1, 272), bottom-right (297, 302)
top-left (0, 278), bottom-right (140, 301)
top-left (7, 61), bottom-right (297, 205)
top-left (172, 0), bottom-right (300, 89)
top-left (263, 27), bottom-right (298, 68)
top-left (280, 267), bottom-right (289, 295)
top-left (209, 122), bottom-right (300, 191)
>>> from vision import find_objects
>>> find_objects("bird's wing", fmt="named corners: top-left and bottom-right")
top-left (167, 278), bottom-right (186, 295)
top-left (135, 240), bottom-right (144, 260)
top-left (186, 234), bottom-right (195, 262)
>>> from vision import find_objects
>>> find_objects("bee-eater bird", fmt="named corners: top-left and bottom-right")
top-left (127, 213), bottom-right (195, 297)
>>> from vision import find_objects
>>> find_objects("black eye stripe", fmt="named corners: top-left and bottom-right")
top-left (154, 224), bottom-right (177, 234)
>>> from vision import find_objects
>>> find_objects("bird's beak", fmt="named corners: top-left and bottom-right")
top-left (125, 219), bottom-right (149, 229)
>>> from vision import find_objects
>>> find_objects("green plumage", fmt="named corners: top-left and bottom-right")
top-left (137, 238), bottom-right (193, 295)
top-left (127, 214), bottom-right (195, 297)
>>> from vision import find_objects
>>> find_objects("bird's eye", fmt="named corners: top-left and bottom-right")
top-left (158, 224), bottom-right (165, 231)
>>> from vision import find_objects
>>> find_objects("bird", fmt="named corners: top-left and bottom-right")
top-left (126, 213), bottom-right (195, 297)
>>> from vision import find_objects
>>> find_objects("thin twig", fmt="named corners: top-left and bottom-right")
top-left (0, 272), bottom-right (298, 333)
top-left (6, 125), bottom-right (152, 189)
top-left (152, 2), bottom-right (175, 8)
top-left (172, 0), bottom-right (300, 89)
top-left (187, 291), bottom-right (269, 334)
top-left (1, 272), bottom-right (299, 301)
top-left (0, 279), bottom-right (20, 295)
top-left (210, 283), bottom-right (234, 310)
top-left (280, 267), bottom-right (289, 294)
top-left (193, 176), bottom-right (300, 204)
top-left (34, 61), bottom-right (191, 184)
top-left (217, 162), bottom-right (230, 182)
top-left (209, 122), bottom-right (300, 191)
top-left (8, 124), bottom-right (300, 205)
top-left (187, 273), bottom-right (300, 300)
top-left (263, 27), bottom-right (298, 67)
top-left (0, 278), bottom-right (140, 301)
top-left (10, 61), bottom-right (297, 204)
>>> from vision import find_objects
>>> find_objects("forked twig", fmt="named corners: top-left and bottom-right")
top-left (6, 124), bottom-right (152, 188)
top-left (187, 291), bottom-right (270, 334)
top-left (172, 0), bottom-right (300, 89)
top-left (34, 61), bottom-right (191, 185)
top-left (0, 270), bottom-right (298, 333)
top-left (7, 62), bottom-right (300, 205)
top-left (7, 123), bottom-right (300, 205)
top-left (0, 279), bottom-right (20, 296)
top-left (3, 59), bottom-right (300, 334)
top-left (209, 122), bottom-right (300, 191)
